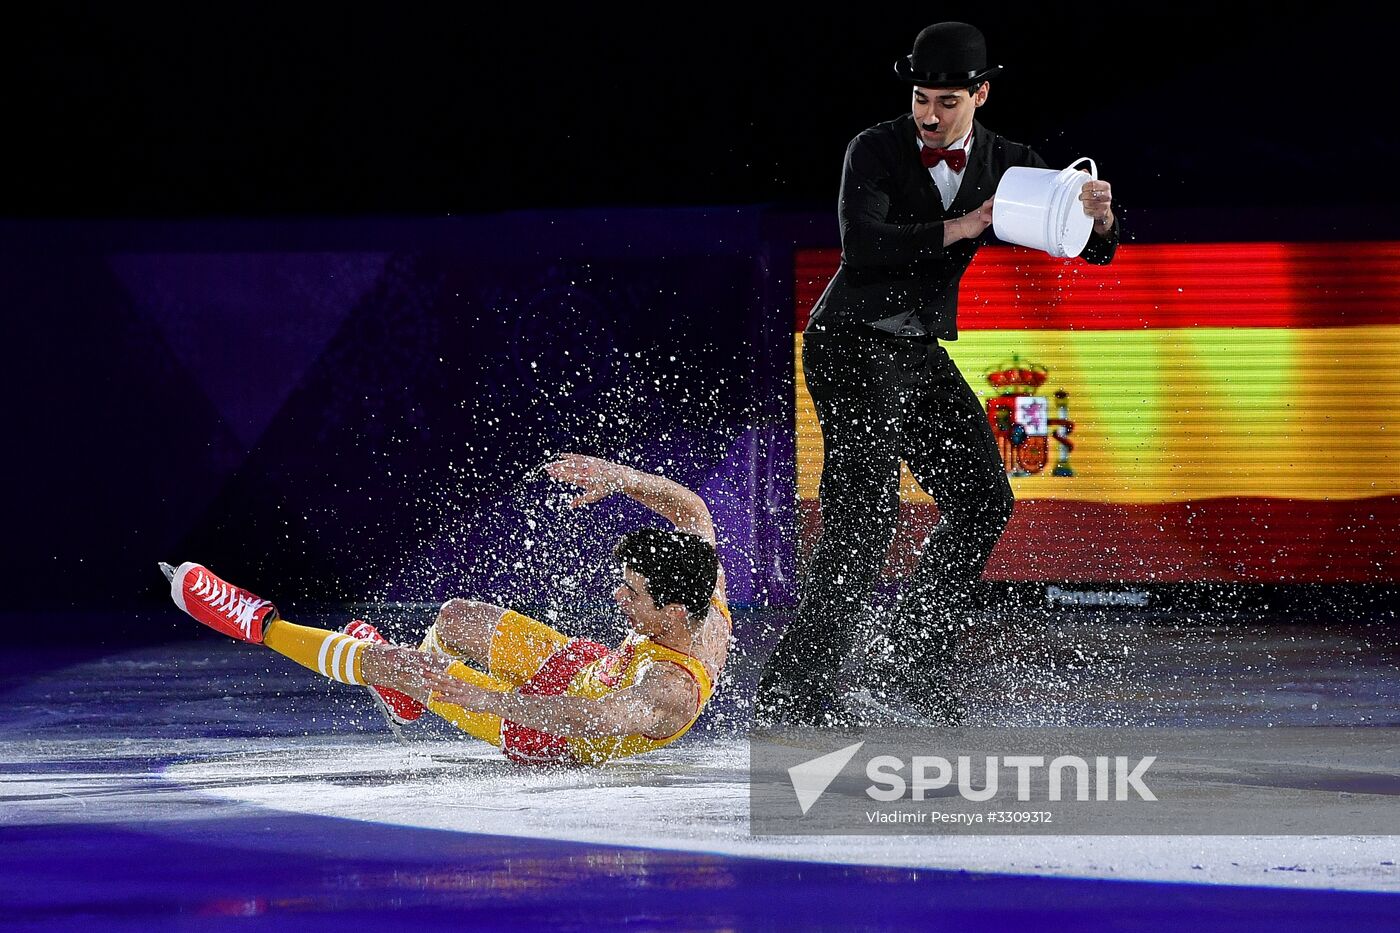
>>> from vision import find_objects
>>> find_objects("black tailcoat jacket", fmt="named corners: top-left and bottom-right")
top-left (806, 114), bottom-right (1119, 340)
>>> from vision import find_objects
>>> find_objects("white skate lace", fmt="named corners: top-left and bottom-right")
top-left (190, 569), bottom-right (270, 639)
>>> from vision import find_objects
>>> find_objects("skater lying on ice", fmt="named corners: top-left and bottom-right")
top-left (162, 454), bottom-right (730, 766)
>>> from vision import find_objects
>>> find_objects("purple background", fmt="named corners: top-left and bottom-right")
top-left (1, 214), bottom-right (797, 631)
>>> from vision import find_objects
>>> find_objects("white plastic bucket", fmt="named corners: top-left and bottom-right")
top-left (992, 157), bottom-right (1097, 258)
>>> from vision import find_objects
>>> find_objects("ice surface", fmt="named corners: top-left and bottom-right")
top-left (4, 627), bottom-right (1397, 894)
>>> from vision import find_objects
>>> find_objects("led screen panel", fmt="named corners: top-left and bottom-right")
top-left (794, 243), bottom-right (1400, 582)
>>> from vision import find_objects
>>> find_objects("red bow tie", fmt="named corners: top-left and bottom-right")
top-left (920, 146), bottom-right (966, 172)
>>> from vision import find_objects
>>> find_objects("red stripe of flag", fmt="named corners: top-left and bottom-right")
top-left (797, 497), bottom-right (1400, 583)
top-left (794, 242), bottom-right (1400, 332)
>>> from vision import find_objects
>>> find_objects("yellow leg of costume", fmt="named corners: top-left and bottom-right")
top-left (427, 661), bottom-right (515, 747)
top-left (418, 622), bottom-right (462, 658)
top-left (263, 618), bottom-right (513, 749)
top-left (263, 618), bottom-right (367, 685)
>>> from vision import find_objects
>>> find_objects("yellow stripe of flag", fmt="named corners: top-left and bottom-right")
top-left (795, 326), bottom-right (1400, 504)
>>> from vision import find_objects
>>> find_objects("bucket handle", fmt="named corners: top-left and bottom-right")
top-left (1059, 157), bottom-right (1097, 181)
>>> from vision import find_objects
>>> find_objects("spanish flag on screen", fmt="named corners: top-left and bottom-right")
top-left (794, 243), bottom-right (1400, 583)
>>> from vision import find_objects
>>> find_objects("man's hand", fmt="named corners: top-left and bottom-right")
top-left (945, 197), bottom-right (995, 245)
top-left (543, 454), bottom-right (634, 508)
top-left (1079, 178), bottom-right (1114, 232)
top-left (417, 662), bottom-right (497, 710)
top-left (361, 644), bottom-right (451, 701)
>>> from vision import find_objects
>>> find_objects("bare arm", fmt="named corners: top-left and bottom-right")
top-left (543, 454), bottom-right (715, 544)
top-left (415, 659), bottom-right (698, 739)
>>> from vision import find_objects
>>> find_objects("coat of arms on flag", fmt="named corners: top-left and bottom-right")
top-left (983, 354), bottom-right (1076, 477)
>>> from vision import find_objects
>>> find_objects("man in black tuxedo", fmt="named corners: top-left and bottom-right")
top-left (755, 22), bottom-right (1119, 726)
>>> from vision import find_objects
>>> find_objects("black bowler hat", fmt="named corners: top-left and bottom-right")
top-left (893, 22), bottom-right (1004, 88)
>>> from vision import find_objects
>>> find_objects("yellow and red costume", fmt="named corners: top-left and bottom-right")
top-left (426, 598), bottom-right (730, 765)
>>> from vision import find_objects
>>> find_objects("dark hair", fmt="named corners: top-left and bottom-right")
top-left (614, 528), bottom-right (719, 619)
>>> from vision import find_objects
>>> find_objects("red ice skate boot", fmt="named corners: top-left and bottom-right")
top-left (343, 619), bottom-right (426, 725)
top-left (160, 561), bottom-right (278, 643)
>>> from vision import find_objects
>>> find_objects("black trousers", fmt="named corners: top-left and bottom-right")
top-left (759, 327), bottom-right (1014, 706)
